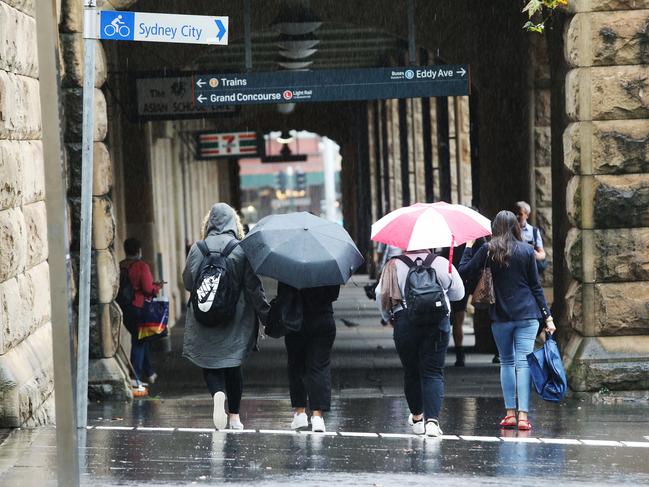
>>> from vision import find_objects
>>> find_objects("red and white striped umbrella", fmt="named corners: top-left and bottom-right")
top-left (371, 202), bottom-right (492, 251)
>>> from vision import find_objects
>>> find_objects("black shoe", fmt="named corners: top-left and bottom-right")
top-left (455, 347), bottom-right (465, 367)
top-left (364, 284), bottom-right (376, 301)
top-left (492, 354), bottom-right (500, 364)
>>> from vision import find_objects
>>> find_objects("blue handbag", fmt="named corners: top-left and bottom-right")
top-left (527, 334), bottom-right (568, 402)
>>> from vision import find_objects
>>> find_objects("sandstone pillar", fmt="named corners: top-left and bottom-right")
top-left (562, 2), bottom-right (649, 391)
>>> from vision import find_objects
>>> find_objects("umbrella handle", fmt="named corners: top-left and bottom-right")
top-left (448, 236), bottom-right (455, 274)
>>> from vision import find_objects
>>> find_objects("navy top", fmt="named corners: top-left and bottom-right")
top-left (459, 241), bottom-right (551, 323)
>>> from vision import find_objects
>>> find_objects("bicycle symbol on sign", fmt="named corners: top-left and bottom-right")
top-left (104, 15), bottom-right (130, 38)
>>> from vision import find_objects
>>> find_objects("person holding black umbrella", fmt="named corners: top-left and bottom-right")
top-left (239, 212), bottom-right (364, 432)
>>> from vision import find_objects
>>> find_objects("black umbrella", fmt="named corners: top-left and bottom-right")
top-left (240, 212), bottom-right (364, 289)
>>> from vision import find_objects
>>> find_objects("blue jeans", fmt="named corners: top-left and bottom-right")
top-left (491, 319), bottom-right (538, 412)
top-left (123, 304), bottom-right (155, 382)
top-left (393, 311), bottom-right (450, 421)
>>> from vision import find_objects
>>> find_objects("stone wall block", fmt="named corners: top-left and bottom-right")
top-left (593, 65), bottom-right (649, 120)
top-left (534, 167), bottom-right (552, 207)
top-left (593, 174), bottom-right (649, 228)
top-left (0, 323), bottom-right (54, 427)
top-left (0, 208), bottom-right (26, 282)
top-left (23, 201), bottom-right (48, 268)
top-left (61, 33), bottom-right (108, 88)
top-left (564, 279), bottom-right (585, 335)
top-left (0, 2), bottom-right (38, 78)
top-left (566, 176), bottom-right (582, 227)
top-left (92, 196), bottom-right (115, 250)
top-left (61, 0), bottom-right (82, 33)
top-left (594, 228), bottom-right (649, 281)
top-left (21, 140), bottom-right (44, 205)
top-left (0, 141), bottom-right (23, 211)
top-left (534, 127), bottom-right (552, 167)
top-left (0, 71), bottom-right (41, 139)
top-left (570, 0), bottom-right (649, 13)
top-left (565, 228), bottom-right (583, 281)
top-left (536, 206), bottom-right (553, 247)
top-left (63, 88), bottom-right (107, 143)
top-left (67, 142), bottom-right (113, 197)
top-left (27, 262), bottom-right (50, 327)
top-left (89, 302), bottom-right (121, 359)
top-left (91, 249), bottom-right (119, 305)
top-left (2, 1), bottom-right (34, 16)
top-left (595, 282), bottom-right (649, 335)
top-left (563, 122), bottom-right (580, 174)
top-left (565, 69), bottom-right (582, 123)
top-left (593, 120), bottom-right (649, 174)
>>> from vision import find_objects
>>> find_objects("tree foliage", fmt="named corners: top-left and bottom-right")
top-left (523, 0), bottom-right (567, 32)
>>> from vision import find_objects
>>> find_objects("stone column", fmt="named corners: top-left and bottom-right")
top-left (563, 1), bottom-right (649, 391)
top-left (61, 1), bottom-right (130, 399)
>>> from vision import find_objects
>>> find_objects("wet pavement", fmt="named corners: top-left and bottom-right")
top-left (2, 277), bottom-right (649, 485)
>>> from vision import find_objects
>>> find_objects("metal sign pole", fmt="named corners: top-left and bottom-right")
top-left (78, 0), bottom-right (98, 428)
top-left (34, 1), bottom-right (80, 485)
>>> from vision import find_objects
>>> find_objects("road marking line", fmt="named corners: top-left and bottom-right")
top-left (539, 438), bottom-right (581, 445)
top-left (136, 427), bottom-right (175, 432)
top-left (258, 429), bottom-right (296, 435)
top-left (299, 430), bottom-right (338, 436)
top-left (621, 441), bottom-right (649, 448)
top-left (339, 432), bottom-right (379, 438)
top-left (645, 436), bottom-right (649, 441)
top-left (218, 429), bottom-right (256, 433)
top-left (94, 426), bottom-right (134, 431)
top-left (580, 439), bottom-right (623, 447)
top-left (500, 437), bottom-right (541, 443)
top-left (440, 435), bottom-right (460, 440)
top-left (379, 433), bottom-right (421, 439)
top-left (177, 428), bottom-right (215, 433)
top-left (459, 435), bottom-right (501, 442)
top-left (86, 426), bottom-right (94, 430)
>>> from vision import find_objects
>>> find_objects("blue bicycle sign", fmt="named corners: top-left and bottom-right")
top-left (99, 11), bottom-right (135, 41)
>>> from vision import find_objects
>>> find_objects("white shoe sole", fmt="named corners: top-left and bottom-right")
top-left (291, 415), bottom-right (309, 430)
top-left (212, 392), bottom-right (227, 430)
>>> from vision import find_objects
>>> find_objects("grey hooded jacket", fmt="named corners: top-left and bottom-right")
top-left (182, 203), bottom-right (270, 369)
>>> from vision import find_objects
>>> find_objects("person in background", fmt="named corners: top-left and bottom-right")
top-left (183, 203), bottom-right (270, 430)
top-left (460, 211), bottom-right (555, 431)
top-left (375, 249), bottom-right (464, 437)
top-left (119, 238), bottom-right (163, 396)
top-left (515, 201), bottom-right (546, 268)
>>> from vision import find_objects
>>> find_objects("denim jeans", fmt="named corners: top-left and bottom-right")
top-left (393, 311), bottom-right (450, 421)
top-left (203, 367), bottom-right (243, 414)
top-left (491, 319), bottom-right (538, 412)
top-left (123, 304), bottom-right (155, 383)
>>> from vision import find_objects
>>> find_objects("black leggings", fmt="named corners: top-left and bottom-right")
top-left (202, 367), bottom-right (243, 414)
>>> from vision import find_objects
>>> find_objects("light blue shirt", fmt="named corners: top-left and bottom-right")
top-left (521, 222), bottom-right (543, 249)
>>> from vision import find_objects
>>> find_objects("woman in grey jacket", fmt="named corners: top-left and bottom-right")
top-left (183, 203), bottom-right (270, 430)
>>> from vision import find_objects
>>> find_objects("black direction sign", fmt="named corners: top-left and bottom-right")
top-left (192, 65), bottom-right (469, 107)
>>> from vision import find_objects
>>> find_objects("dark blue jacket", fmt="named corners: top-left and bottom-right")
top-left (459, 240), bottom-right (551, 323)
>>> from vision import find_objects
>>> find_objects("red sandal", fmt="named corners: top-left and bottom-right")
top-left (518, 419), bottom-right (532, 431)
top-left (499, 415), bottom-right (517, 429)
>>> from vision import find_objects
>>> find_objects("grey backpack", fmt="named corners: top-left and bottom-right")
top-left (396, 254), bottom-right (448, 327)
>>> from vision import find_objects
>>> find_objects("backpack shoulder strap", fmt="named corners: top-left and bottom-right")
top-left (422, 253), bottom-right (437, 267)
top-left (196, 240), bottom-right (210, 257)
top-left (395, 255), bottom-right (415, 267)
top-left (221, 239), bottom-right (239, 257)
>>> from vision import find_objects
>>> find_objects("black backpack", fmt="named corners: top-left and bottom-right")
top-left (396, 254), bottom-right (449, 327)
top-left (190, 239), bottom-right (240, 327)
top-left (116, 262), bottom-right (135, 310)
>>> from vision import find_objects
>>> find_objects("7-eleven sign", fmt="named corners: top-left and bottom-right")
top-left (196, 131), bottom-right (261, 159)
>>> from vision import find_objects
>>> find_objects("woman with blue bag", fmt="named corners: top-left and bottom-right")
top-left (460, 210), bottom-right (555, 431)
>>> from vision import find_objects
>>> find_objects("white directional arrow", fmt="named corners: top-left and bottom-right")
top-left (456, 67), bottom-right (467, 77)
top-left (197, 94), bottom-right (206, 103)
top-left (196, 79), bottom-right (206, 88)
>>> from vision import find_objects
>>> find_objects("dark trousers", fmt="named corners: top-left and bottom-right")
top-left (393, 311), bottom-right (450, 421)
top-left (284, 313), bottom-right (336, 412)
top-left (123, 305), bottom-right (154, 382)
top-left (203, 367), bottom-right (243, 414)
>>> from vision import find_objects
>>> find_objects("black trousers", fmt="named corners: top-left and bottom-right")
top-left (284, 313), bottom-right (336, 412)
top-left (202, 367), bottom-right (243, 414)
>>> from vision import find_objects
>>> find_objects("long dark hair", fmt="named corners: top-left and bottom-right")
top-left (488, 210), bottom-right (522, 267)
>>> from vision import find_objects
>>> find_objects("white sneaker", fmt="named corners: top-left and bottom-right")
top-left (311, 415), bottom-right (326, 433)
top-left (229, 416), bottom-right (244, 430)
top-left (212, 392), bottom-right (227, 430)
top-left (147, 373), bottom-right (158, 385)
top-left (290, 412), bottom-right (309, 430)
top-left (407, 413), bottom-right (414, 426)
top-left (425, 419), bottom-right (443, 437)
top-left (412, 419), bottom-right (425, 435)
